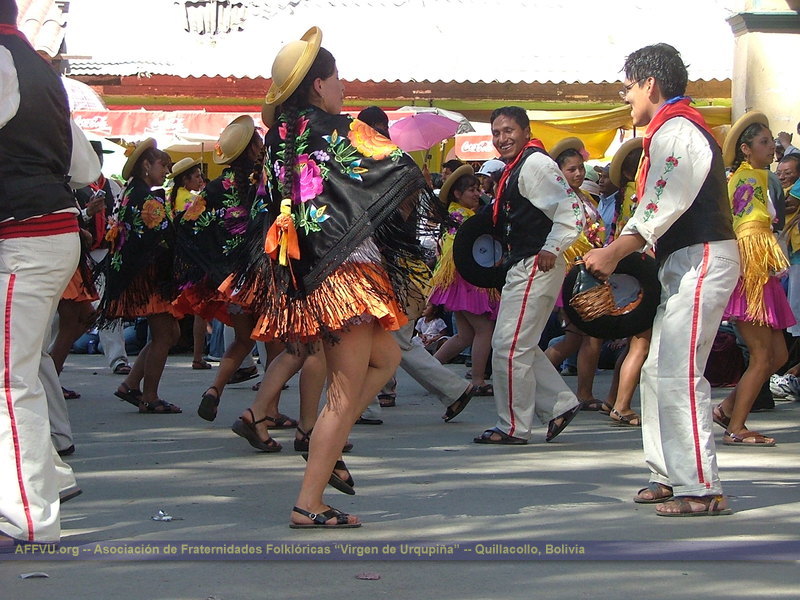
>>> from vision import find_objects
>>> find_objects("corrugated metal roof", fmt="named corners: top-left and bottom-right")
top-left (65, 0), bottom-right (739, 83)
top-left (17, 0), bottom-right (68, 58)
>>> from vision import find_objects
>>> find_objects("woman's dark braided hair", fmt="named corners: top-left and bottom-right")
top-left (274, 47), bottom-right (336, 202)
top-left (229, 132), bottom-right (262, 204)
top-left (732, 122), bottom-right (769, 172)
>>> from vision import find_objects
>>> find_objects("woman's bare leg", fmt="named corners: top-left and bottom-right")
top-left (51, 300), bottom-right (95, 374)
top-left (291, 322), bottom-right (400, 526)
top-left (460, 311), bottom-right (494, 387)
top-left (433, 311), bottom-right (474, 364)
top-left (140, 313), bottom-right (180, 405)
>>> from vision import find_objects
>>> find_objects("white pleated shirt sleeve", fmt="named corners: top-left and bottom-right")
top-left (620, 116), bottom-right (712, 251)
top-left (0, 47), bottom-right (20, 129)
top-left (518, 151), bottom-right (585, 256)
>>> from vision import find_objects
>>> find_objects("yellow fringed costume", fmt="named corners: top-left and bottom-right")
top-left (729, 162), bottom-right (788, 324)
top-left (563, 190), bottom-right (605, 266)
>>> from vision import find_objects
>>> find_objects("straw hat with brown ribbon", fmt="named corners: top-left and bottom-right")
top-left (609, 137), bottom-right (643, 188)
top-left (261, 26), bottom-right (323, 127)
top-left (213, 115), bottom-right (256, 165)
top-left (166, 157), bottom-right (201, 180)
top-left (549, 136), bottom-right (585, 163)
top-left (438, 164), bottom-right (474, 204)
top-left (722, 111), bottom-right (770, 168)
top-left (121, 137), bottom-right (156, 180)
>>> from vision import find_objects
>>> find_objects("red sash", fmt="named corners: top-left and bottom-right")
top-left (636, 98), bottom-right (715, 202)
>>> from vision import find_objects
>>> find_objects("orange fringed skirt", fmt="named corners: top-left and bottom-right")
top-left (226, 261), bottom-right (407, 345)
top-left (61, 266), bottom-right (99, 303)
top-left (172, 281), bottom-right (237, 326)
top-left (103, 267), bottom-right (181, 319)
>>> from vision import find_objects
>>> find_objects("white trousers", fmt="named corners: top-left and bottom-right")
top-left (90, 249), bottom-right (129, 370)
top-left (361, 320), bottom-right (471, 418)
top-left (491, 256), bottom-right (579, 440)
top-left (0, 232), bottom-right (80, 542)
top-left (642, 241), bottom-right (739, 497)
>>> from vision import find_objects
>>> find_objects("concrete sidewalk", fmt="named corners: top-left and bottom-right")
top-left (2, 353), bottom-right (799, 599)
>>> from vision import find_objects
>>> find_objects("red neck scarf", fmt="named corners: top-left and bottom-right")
top-left (0, 24), bottom-right (31, 46)
top-left (492, 139), bottom-right (546, 225)
top-left (636, 98), bottom-right (715, 201)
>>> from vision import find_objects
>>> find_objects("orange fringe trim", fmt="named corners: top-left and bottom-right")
top-left (172, 283), bottom-right (234, 326)
top-left (249, 261), bottom-right (407, 345)
top-left (61, 267), bottom-right (99, 303)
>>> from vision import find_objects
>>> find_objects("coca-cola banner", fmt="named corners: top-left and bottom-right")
top-left (453, 133), bottom-right (500, 160)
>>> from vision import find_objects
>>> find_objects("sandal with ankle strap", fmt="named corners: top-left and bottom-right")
top-left (264, 413), bottom-right (299, 429)
top-left (301, 452), bottom-right (355, 495)
top-left (231, 408), bottom-right (282, 452)
top-left (294, 427), bottom-right (353, 453)
top-left (138, 399), bottom-right (182, 414)
top-left (114, 383), bottom-right (142, 408)
top-left (289, 505), bottom-right (361, 529)
top-left (197, 386), bottom-right (220, 422)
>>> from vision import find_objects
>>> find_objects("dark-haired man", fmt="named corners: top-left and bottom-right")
top-left (1, 0), bottom-right (86, 546)
top-left (473, 106), bottom-right (582, 445)
top-left (584, 43), bottom-right (738, 517)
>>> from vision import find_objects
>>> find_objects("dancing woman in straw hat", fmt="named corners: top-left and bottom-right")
top-left (429, 164), bottom-right (498, 396)
top-left (100, 138), bottom-right (182, 414)
top-left (712, 112), bottom-right (794, 447)
top-left (172, 116), bottom-right (285, 424)
top-left (167, 157), bottom-right (210, 371)
top-left (228, 27), bottom-right (441, 527)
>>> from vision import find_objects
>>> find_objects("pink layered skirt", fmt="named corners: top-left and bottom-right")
top-left (429, 272), bottom-right (499, 319)
top-left (724, 276), bottom-right (796, 329)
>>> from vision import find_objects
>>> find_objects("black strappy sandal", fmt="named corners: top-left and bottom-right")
top-left (301, 452), bottom-right (355, 495)
top-left (294, 427), bottom-right (353, 453)
top-left (197, 386), bottom-right (220, 422)
top-left (231, 408), bottom-right (282, 452)
top-left (289, 506), bottom-right (361, 529)
top-left (114, 383), bottom-right (142, 408)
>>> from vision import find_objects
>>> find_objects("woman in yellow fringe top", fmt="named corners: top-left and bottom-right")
top-left (714, 112), bottom-right (794, 446)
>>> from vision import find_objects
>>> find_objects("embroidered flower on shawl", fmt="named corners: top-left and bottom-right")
top-left (223, 206), bottom-right (249, 235)
top-left (221, 172), bottom-right (235, 190)
top-left (348, 120), bottom-right (398, 160)
top-left (141, 198), bottom-right (167, 229)
top-left (279, 154), bottom-right (324, 203)
top-left (279, 116), bottom-right (309, 140)
top-left (324, 129), bottom-right (369, 181)
top-left (732, 180), bottom-right (756, 217)
top-left (308, 204), bottom-right (330, 226)
top-left (182, 195), bottom-right (206, 222)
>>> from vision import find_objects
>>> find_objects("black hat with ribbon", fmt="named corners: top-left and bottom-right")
top-left (452, 211), bottom-right (507, 290)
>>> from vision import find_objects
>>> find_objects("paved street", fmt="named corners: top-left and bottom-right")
top-left (2, 352), bottom-right (799, 599)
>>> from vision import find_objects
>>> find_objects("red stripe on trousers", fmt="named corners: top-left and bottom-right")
top-left (688, 243), bottom-right (711, 487)
top-left (506, 255), bottom-right (539, 437)
top-left (2, 274), bottom-right (35, 540)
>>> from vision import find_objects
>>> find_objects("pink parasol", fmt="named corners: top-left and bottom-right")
top-left (389, 112), bottom-right (461, 152)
